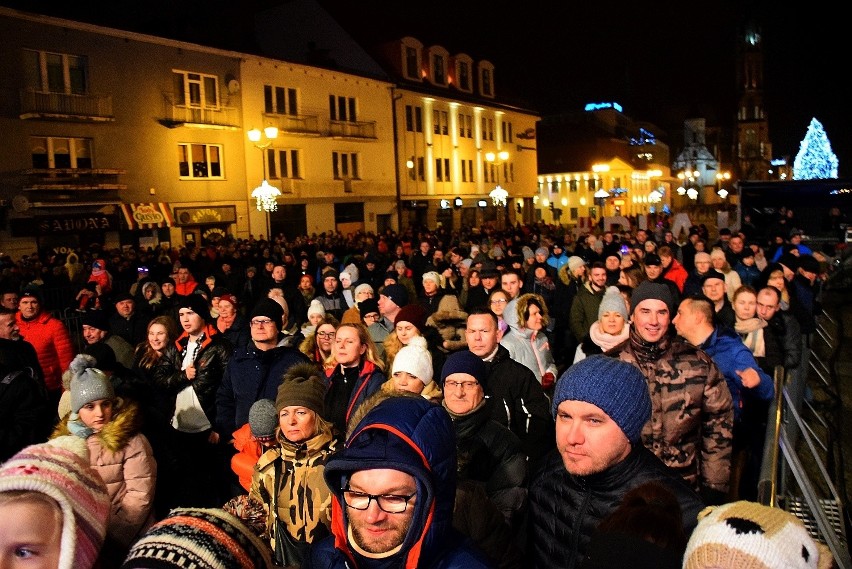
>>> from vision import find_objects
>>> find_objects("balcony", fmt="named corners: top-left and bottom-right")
top-left (263, 112), bottom-right (321, 136)
top-left (329, 119), bottom-right (377, 140)
top-left (159, 94), bottom-right (240, 130)
top-left (19, 89), bottom-right (114, 122)
top-left (21, 168), bottom-right (127, 191)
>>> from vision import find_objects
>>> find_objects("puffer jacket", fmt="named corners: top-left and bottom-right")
top-left (499, 325), bottom-right (557, 383)
top-left (306, 395), bottom-right (491, 569)
top-left (152, 323), bottom-right (233, 427)
top-left (16, 310), bottom-right (74, 391)
top-left (52, 400), bottom-right (156, 547)
top-left (608, 329), bottom-right (734, 494)
top-left (527, 445), bottom-right (704, 569)
top-left (324, 359), bottom-right (384, 437)
top-left (251, 424), bottom-right (339, 564)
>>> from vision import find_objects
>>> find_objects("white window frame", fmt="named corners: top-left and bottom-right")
top-left (173, 70), bottom-right (220, 110)
top-left (178, 143), bottom-right (223, 179)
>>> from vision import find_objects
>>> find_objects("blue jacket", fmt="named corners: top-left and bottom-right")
top-left (215, 342), bottom-right (310, 436)
top-left (699, 326), bottom-right (774, 422)
top-left (306, 396), bottom-right (492, 569)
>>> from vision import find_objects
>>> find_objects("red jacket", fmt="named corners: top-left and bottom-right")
top-left (16, 310), bottom-right (75, 391)
top-left (664, 258), bottom-right (689, 293)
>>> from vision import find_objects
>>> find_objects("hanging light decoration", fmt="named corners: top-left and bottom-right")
top-left (677, 186), bottom-right (687, 196)
top-left (593, 188), bottom-right (610, 199)
top-left (717, 188), bottom-right (729, 199)
top-left (686, 188), bottom-right (699, 200)
top-left (648, 189), bottom-right (663, 203)
top-left (489, 185), bottom-right (509, 207)
top-left (251, 180), bottom-right (281, 212)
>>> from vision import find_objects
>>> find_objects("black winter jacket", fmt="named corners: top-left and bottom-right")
top-left (483, 345), bottom-right (554, 473)
top-left (527, 445), bottom-right (704, 569)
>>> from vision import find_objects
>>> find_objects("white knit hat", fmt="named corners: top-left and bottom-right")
top-left (307, 298), bottom-right (326, 318)
top-left (354, 283), bottom-right (374, 297)
top-left (598, 286), bottom-right (628, 320)
top-left (344, 263), bottom-right (359, 283)
top-left (391, 336), bottom-right (433, 385)
top-left (567, 256), bottom-right (586, 273)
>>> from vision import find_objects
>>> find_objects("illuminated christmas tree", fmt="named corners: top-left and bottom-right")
top-left (792, 117), bottom-right (838, 180)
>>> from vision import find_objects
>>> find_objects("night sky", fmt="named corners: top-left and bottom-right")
top-left (318, 0), bottom-right (849, 176)
top-left (5, 0), bottom-right (848, 175)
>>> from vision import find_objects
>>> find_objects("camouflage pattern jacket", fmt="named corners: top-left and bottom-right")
top-left (608, 328), bottom-right (734, 495)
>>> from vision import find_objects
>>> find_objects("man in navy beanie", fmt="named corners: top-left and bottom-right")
top-left (527, 355), bottom-right (704, 569)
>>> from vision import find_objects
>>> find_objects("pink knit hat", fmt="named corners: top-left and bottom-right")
top-left (0, 436), bottom-right (109, 569)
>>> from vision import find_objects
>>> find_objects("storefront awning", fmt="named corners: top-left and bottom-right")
top-left (120, 202), bottom-right (174, 230)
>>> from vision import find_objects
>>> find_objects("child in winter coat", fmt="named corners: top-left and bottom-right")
top-left (52, 353), bottom-right (157, 565)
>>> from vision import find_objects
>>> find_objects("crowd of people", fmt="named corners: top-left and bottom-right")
top-left (0, 213), bottom-right (839, 569)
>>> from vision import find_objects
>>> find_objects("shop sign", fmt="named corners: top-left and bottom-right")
top-left (174, 206), bottom-right (237, 226)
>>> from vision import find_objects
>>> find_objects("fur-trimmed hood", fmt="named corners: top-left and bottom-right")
top-left (52, 398), bottom-right (143, 453)
top-left (426, 295), bottom-right (469, 352)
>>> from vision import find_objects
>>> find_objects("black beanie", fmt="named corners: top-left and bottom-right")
top-left (249, 298), bottom-right (285, 325)
top-left (175, 294), bottom-right (211, 321)
top-left (630, 281), bottom-right (674, 316)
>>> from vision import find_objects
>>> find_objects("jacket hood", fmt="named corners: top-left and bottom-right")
top-left (324, 395), bottom-right (456, 568)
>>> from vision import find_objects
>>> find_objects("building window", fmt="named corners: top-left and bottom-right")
top-left (433, 110), bottom-right (448, 135)
top-left (459, 114), bottom-right (472, 138)
top-left (482, 118), bottom-right (494, 141)
top-left (569, 179), bottom-right (578, 192)
top-left (589, 179), bottom-right (597, 191)
top-left (178, 143), bottom-right (222, 179)
top-left (173, 71), bottom-right (219, 109)
top-left (333, 151), bottom-right (359, 179)
top-left (461, 159), bottom-right (474, 182)
top-left (550, 180), bottom-right (559, 193)
top-left (264, 85), bottom-right (298, 115)
top-left (329, 95), bottom-right (357, 121)
top-left (23, 49), bottom-right (88, 94)
top-left (458, 61), bottom-right (470, 91)
top-left (481, 68), bottom-right (493, 96)
top-left (405, 105), bottom-right (423, 132)
top-left (416, 157), bottom-right (425, 181)
top-left (570, 207), bottom-right (579, 220)
top-left (268, 148), bottom-right (301, 179)
top-left (502, 121), bottom-right (514, 143)
top-left (435, 158), bottom-right (450, 182)
top-left (405, 46), bottom-right (419, 80)
top-left (30, 137), bottom-right (92, 169)
top-left (433, 54), bottom-right (445, 84)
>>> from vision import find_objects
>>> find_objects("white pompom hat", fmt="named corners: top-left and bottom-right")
top-left (391, 336), bottom-right (433, 385)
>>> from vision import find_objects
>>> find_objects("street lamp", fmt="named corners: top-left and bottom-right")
top-left (247, 126), bottom-right (279, 239)
top-left (485, 150), bottom-right (510, 228)
top-left (716, 171), bottom-right (731, 198)
top-left (677, 169), bottom-right (700, 202)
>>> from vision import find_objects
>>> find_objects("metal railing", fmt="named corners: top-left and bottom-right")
top-left (19, 89), bottom-right (114, 120)
top-left (758, 304), bottom-right (852, 568)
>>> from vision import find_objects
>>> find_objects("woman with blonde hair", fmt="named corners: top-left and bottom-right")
top-left (710, 247), bottom-right (741, 301)
top-left (322, 322), bottom-right (385, 438)
top-left (382, 304), bottom-right (446, 397)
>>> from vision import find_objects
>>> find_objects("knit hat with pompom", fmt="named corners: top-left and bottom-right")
top-left (391, 336), bottom-right (434, 385)
top-left (69, 353), bottom-right (114, 414)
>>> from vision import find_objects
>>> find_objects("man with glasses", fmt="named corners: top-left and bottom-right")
top-left (309, 395), bottom-right (491, 568)
top-left (216, 297), bottom-right (310, 490)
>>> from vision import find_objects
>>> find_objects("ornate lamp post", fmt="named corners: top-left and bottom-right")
top-left (247, 126), bottom-right (279, 239)
top-left (485, 150), bottom-right (510, 228)
top-left (716, 171), bottom-right (731, 199)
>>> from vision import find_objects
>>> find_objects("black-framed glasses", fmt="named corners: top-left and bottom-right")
top-left (316, 331), bottom-right (336, 339)
top-left (342, 488), bottom-right (416, 513)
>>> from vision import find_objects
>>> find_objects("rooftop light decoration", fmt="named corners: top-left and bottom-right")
top-left (489, 185), bottom-right (508, 207)
top-left (251, 180), bottom-right (281, 212)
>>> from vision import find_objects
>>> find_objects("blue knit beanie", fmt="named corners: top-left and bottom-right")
top-left (551, 355), bottom-right (651, 443)
top-left (440, 350), bottom-right (487, 386)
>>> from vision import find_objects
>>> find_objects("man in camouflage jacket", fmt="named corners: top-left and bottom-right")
top-left (607, 281), bottom-right (734, 504)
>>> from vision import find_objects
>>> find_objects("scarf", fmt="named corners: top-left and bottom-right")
top-left (588, 321), bottom-right (630, 352)
top-left (735, 317), bottom-right (766, 357)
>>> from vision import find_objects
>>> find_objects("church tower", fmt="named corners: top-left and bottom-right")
top-left (736, 20), bottom-right (772, 180)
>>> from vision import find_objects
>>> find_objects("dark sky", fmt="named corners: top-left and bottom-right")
top-left (319, 0), bottom-right (850, 176)
top-left (6, 1), bottom-right (848, 175)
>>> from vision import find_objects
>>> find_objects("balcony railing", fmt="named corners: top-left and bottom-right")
top-left (19, 89), bottom-right (114, 121)
top-left (161, 94), bottom-right (239, 130)
top-left (263, 112), bottom-right (321, 136)
top-left (329, 119), bottom-right (377, 139)
top-left (21, 168), bottom-right (127, 191)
